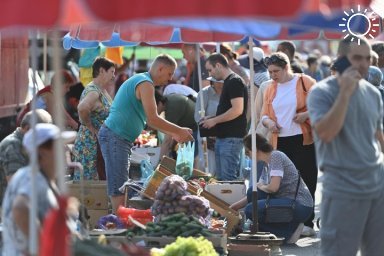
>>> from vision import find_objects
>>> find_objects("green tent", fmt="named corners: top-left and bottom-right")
top-left (123, 46), bottom-right (183, 60)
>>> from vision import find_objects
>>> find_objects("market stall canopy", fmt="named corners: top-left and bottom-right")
top-left (81, 0), bottom-right (372, 22)
top-left (63, 24), bottom-right (276, 49)
top-left (63, 24), bottom-right (248, 49)
top-left (63, 8), bottom-right (381, 50)
top-left (0, 0), bottom-right (304, 29)
top-left (0, 0), bottom-right (374, 31)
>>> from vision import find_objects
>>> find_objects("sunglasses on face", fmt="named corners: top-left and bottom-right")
top-left (264, 55), bottom-right (288, 66)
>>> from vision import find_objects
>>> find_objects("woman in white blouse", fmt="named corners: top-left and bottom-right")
top-left (260, 52), bottom-right (317, 236)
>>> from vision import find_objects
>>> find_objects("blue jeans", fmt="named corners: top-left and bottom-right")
top-left (98, 125), bottom-right (133, 196)
top-left (244, 197), bottom-right (312, 241)
top-left (215, 137), bottom-right (243, 181)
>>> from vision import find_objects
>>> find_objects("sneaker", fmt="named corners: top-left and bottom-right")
top-left (286, 223), bottom-right (304, 244)
top-left (301, 226), bottom-right (316, 237)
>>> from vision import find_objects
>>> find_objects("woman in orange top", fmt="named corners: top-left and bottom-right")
top-left (261, 52), bottom-right (317, 236)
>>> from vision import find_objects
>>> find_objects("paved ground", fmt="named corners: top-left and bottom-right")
top-left (275, 172), bottom-right (323, 256)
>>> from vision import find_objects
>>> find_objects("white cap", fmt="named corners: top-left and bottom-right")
top-left (252, 47), bottom-right (265, 62)
top-left (207, 77), bottom-right (224, 83)
top-left (23, 123), bottom-right (77, 154)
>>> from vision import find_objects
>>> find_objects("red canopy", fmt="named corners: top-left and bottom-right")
top-left (0, 0), bottom-right (373, 30)
top-left (69, 23), bottom-right (244, 43)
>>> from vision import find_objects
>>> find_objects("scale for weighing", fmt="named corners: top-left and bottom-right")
top-left (227, 188), bottom-right (285, 256)
top-left (229, 231), bottom-right (283, 246)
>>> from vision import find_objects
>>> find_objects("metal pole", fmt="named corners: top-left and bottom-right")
top-left (248, 37), bottom-right (259, 233)
top-left (195, 44), bottom-right (209, 173)
top-left (43, 33), bottom-right (48, 84)
top-left (28, 30), bottom-right (39, 256)
top-left (51, 29), bottom-right (67, 194)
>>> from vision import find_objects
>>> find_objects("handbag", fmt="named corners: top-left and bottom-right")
top-left (264, 172), bottom-right (301, 223)
top-left (96, 139), bottom-right (106, 180)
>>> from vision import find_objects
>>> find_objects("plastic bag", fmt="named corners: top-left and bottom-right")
top-left (141, 159), bottom-right (154, 188)
top-left (175, 142), bottom-right (195, 180)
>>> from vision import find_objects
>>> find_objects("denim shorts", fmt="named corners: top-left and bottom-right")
top-left (98, 125), bottom-right (133, 196)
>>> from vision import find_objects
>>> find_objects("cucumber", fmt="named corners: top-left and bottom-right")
top-left (161, 212), bottom-right (185, 222)
top-left (179, 228), bottom-right (201, 237)
top-left (165, 221), bottom-right (184, 228)
top-left (200, 229), bottom-right (213, 237)
top-left (185, 222), bottom-right (203, 229)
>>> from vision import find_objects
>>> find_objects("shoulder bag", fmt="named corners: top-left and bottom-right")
top-left (264, 172), bottom-right (301, 223)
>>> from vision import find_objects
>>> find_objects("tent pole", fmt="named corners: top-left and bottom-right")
top-left (229, 37), bottom-right (282, 252)
top-left (248, 37), bottom-right (259, 233)
top-left (28, 30), bottom-right (39, 256)
top-left (195, 44), bottom-right (209, 174)
top-left (52, 29), bottom-right (67, 194)
top-left (43, 32), bottom-right (48, 84)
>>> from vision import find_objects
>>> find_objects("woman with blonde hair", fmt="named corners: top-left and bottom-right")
top-left (261, 52), bottom-right (317, 236)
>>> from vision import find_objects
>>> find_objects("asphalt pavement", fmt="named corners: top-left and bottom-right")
top-left (276, 172), bottom-right (323, 256)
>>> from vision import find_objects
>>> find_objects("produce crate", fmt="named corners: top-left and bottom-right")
top-left (159, 156), bottom-right (213, 178)
top-left (142, 164), bottom-right (240, 235)
top-left (130, 234), bottom-right (227, 255)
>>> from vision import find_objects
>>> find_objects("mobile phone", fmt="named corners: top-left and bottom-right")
top-left (333, 56), bottom-right (351, 74)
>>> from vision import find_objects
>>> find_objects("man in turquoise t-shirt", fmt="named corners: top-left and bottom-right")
top-left (98, 54), bottom-right (194, 213)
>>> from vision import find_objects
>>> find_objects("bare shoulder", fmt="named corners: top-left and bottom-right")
top-left (136, 81), bottom-right (154, 101)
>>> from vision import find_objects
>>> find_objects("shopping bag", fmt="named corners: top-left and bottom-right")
top-left (175, 142), bottom-right (195, 179)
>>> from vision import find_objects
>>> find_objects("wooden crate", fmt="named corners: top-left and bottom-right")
top-left (130, 234), bottom-right (227, 254)
top-left (142, 163), bottom-right (240, 235)
top-left (159, 156), bottom-right (213, 179)
top-left (142, 166), bottom-right (169, 200)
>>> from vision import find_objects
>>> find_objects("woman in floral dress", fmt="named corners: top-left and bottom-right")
top-left (73, 57), bottom-right (116, 180)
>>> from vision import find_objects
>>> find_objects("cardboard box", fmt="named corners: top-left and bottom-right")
top-left (67, 181), bottom-right (108, 210)
top-left (87, 209), bottom-right (109, 229)
top-left (131, 146), bottom-right (161, 167)
top-left (205, 183), bottom-right (246, 205)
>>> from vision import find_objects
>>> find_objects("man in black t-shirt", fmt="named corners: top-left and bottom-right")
top-left (200, 53), bottom-right (248, 180)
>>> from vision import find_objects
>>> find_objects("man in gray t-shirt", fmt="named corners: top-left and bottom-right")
top-left (307, 38), bottom-right (384, 256)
